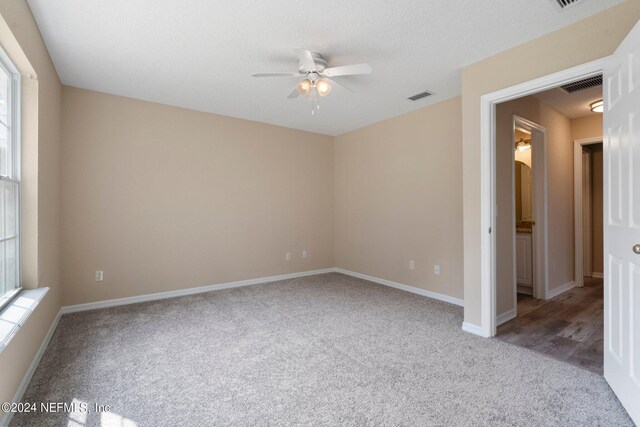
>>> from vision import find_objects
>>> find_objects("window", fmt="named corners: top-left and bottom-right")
top-left (0, 49), bottom-right (20, 311)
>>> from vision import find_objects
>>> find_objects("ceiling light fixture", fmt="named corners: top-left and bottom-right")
top-left (295, 79), bottom-right (311, 96)
top-left (316, 79), bottom-right (332, 97)
top-left (295, 77), bottom-right (332, 114)
top-left (590, 99), bottom-right (604, 113)
top-left (252, 48), bottom-right (372, 116)
top-left (515, 138), bottom-right (531, 152)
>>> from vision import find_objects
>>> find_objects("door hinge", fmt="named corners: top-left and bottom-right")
top-left (488, 227), bottom-right (492, 234)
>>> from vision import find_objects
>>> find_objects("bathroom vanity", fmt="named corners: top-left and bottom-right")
top-left (515, 229), bottom-right (532, 295)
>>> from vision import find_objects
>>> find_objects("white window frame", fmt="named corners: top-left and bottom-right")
top-left (0, 48), bottom-right (21, 312)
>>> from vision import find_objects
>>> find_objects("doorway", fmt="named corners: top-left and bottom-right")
top-left (512, 116), bottom-right (547, 306)
top-left (574, 138), bottom-right (604, 288)
top-left (490, 74), bottom-right (605, 374)
top-left (514, 129), bottom-right (535, 298)
top-left (478, 58), bottom-right (607, 338)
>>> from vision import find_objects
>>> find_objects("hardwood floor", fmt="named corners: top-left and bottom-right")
top-left (496, 277), bottom-right (603, 374)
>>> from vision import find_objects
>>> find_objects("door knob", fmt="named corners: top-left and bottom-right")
top-left (634, 244), bottom-right (640, 254)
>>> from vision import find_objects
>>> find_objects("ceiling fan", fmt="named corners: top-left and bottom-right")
top-left (251, 48), bottom-right (372, 115)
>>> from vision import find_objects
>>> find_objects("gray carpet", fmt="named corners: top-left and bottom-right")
top-left (11, 273), bottom-right (632, 426)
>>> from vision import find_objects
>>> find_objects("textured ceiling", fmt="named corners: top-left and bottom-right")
top-left (27, 0), bottom-right (622, 136)
top-left (533, 85), bottom-right (602, 119)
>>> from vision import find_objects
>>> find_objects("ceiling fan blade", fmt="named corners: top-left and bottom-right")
top-left (324, 77), bottom-right (353, 93)
top-left (287, 86), bottom-right (299, 98)
top-left (251, 72), bottom-right (299, 77)
top-left (294, 48), bottom-right (317, 72)
top-left (323, 63), bottom-right (372, 77)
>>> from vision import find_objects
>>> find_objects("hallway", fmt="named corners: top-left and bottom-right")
top-left (497, 277), bottom-right (603, 374)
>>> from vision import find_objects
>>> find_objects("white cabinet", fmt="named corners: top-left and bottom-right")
top-left (515, 233), bottom-right (532, 290)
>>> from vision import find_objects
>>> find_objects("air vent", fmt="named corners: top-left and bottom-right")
top-left (554, 0), bottom-right (584, 9)
top-left (407, 91), bottom-right (433, 101)
top-left (560, 75), bottom-right (602, 93)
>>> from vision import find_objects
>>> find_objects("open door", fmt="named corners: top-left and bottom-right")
top-left (603, 20), bottom-right (640, 425)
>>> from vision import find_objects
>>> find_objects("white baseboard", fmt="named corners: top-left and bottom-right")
top-left (461, 322), bottom-right (488, 337)
top-left (62, 268), bottom-right (336, 314)
top-left (547, 280), bottom-right (575, 299)
top-left (496, 308), bottom-right (516, 326)
top-left (333, 268), bottom-right (463, 307)
top-left (516, 285), bottom-right (533, 296)
top-left (591, 272), bottom-right (604, 279)
top-left (1, 309), bottom-right (62, 427)
top-left (62, 268), bottom-right (465, 315)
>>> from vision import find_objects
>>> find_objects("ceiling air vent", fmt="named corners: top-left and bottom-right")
top-left (407, 91), bottom-right (433, 101)
top-left (560, 75), bottom-right (602, 93)
top-left (554, 0), bottom-right (585, 9)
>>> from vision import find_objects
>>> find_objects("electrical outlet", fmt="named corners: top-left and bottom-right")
top-left (302, 250), bottom-right (307, 258)
top-left (409, 260), bottom-right (415, 270)
top-left (285, 252), bottom-right (291, 261)
top-left (434, 265), bottom-right (440, 275)
top-left (95, 270), bottom-right (104, 282)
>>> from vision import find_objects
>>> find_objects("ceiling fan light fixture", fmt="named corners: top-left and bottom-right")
top-left (317, 79), bottom-right (332, 97)
top-left (252, 48), bottom-right (372, 115)
top-left (296, 79), bottom-right (312, 96)
top-left (590, 99), bottom-right (604, 113)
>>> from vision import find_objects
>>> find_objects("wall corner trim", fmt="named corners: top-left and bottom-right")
top-left (1, 309), bottom-right (62, 427)
top-left (461, 322), bottom-right (489, 337)
top-left (547, 280), bottom-right (576, 299)
top-left (333, 268), bottom-right (464, 307)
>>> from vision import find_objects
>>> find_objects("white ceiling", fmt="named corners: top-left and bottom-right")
top-left (533, 85), bottom-right (602, 119)
top-left (27, 0), bottom-right (622, 136)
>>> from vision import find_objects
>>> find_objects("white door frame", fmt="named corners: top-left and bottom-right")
top-left (574, 137), bottom-right (603, 288)
top-left (479, 57), bottom-right (609, 338)
top-left (511, 115), bottom-right (548, 306)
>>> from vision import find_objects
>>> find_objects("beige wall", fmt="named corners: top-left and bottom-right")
top-left (0, 0), bottom-right (62, 410)
top-left (495, 96), bottom-right (574, 317)
top-left (334, 97), bottom-right (463, 299)
top-left (571, 114), bottom-right (603, 141)
top-left (461, 0), bottom-right (640, 327)
top-left (61, 87), bottom-right (334, 305)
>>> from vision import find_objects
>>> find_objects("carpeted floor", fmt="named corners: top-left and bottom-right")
top-left (11, 273), bottom-right (632, 426)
